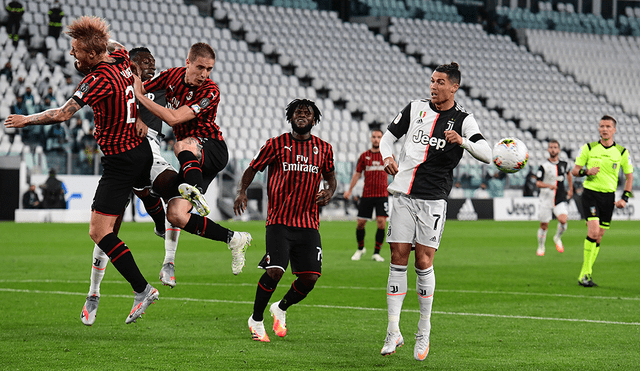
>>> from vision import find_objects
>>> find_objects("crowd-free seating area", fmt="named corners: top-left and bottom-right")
top-left (1, 0), bottom-right (639, 194)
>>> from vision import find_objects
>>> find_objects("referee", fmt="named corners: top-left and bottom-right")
top-left (571, 115), bottom-right (634, 287)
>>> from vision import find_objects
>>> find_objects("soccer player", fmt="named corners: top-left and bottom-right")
top-left (343, 129), bottom-right (389, 262)
top-left (233, 99), bottom-right (336, 342)
top-left (133, 42), bottom-right (252, 277)
top-left (80, 47), bottom-right (183, 326)
top-left (4, 16), bottom-right (159, 324)
top-left (379, 62), bottom-right (492, 360)
top-left (571, 115), bottom-right (633, 287)
top-left (535, 139), bottom-right (573, 256)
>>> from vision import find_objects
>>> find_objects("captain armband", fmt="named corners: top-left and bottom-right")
top-left (622, 190), bottom-right (633, 202)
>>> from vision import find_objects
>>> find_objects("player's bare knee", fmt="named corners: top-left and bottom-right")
top-left (267, 268), bottom-right (284, 282)
top-left (298, 273), bottom-right (319, 289)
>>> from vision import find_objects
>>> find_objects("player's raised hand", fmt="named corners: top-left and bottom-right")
top-left (444, 130), bottom-right (462, 145)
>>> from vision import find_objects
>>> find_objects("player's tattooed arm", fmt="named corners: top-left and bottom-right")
top-left (4, 98), bottom-right (80, 128)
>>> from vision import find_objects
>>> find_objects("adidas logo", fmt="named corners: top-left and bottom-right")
top-left (430, 236), bottom-right (437, 242)
top-left (457, 199), bottom-right (478, 221)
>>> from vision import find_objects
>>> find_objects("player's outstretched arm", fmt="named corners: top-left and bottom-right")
top-left (4, 98), bottom-right (81, 128)
top-left (133, 81), bottom-right (195, 127)
top-left (234, 166), bottom-right (258, 215)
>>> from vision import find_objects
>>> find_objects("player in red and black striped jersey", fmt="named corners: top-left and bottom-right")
top-left (4, 16), bottom-right (159, 324)
top-left (234, 99), bottom-right (336, 342)
top-left (133, 42), bottom-right (252, 277)
top-left (344, 129), bottom-right (389, 262)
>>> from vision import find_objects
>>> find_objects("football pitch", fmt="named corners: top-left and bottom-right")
top-left (1, 220), bottom-right (639, 370)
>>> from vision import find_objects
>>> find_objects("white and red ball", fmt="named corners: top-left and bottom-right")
top-left (492, 138), bottom-right (529, 173)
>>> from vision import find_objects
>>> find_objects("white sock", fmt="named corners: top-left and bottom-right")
top-left (163, 218), bottom-right (181, 265)
top-left (88, 244), bottom-right (108, 297)
top-left (555, 223), bottom-right (567, 239)
top-left (387, 263), bottom-right (407, 334)
top-left (537, 228), bottom-right (547, 249)
top-left (416, 266), bottom-right (435, 335)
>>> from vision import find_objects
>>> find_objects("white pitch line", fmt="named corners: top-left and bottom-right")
top-left (1, 287), bottom-right (639, 327)
top-left (1, 279), bottom-right (639, 302)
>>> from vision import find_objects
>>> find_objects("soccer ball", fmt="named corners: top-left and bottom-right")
top-left (492, 138), bottom-right (529, 173)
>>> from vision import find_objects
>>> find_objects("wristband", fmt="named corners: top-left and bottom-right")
top-left (578, 169), bottom-right (586, 177)
top-left (622, 190), bottom-right (633, 202)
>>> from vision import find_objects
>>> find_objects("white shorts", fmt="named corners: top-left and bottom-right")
top-left (133, 128), bottom-right (175, 191)
top-left (538, 199), bottom-right (568, 223)
top-left (387, 193), bottom-right (447, 249)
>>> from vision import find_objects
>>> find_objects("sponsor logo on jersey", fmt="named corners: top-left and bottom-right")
top-left (412, 129), bottom-right (446, 150)
top-left (283, 154), bottom-right (319, 173)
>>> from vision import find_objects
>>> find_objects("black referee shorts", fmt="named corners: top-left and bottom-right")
top-left (581, 188), bottom-right (615, 228)
top-left (259, 224), bottom-right (322, 276)
top-left (357, 196), bottom-right (389, 219)
top-left (92, 140), bottom-right (152, 216)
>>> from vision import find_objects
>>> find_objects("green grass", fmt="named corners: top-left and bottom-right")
top-left (1, 220), bottom-right (639, 370)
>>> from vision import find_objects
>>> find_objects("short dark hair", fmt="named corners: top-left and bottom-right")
top-left (188, 42), bottom-right (215, 61)
top-left (285, 99), bottom-right (321, 124)
top-left (601, 115), bottom-right (617, 126)
top-left (129, 47), bottom-right (152, 60)
top-left (371, 129), bottom-right (383, 135)
top-left (435, 62), bottom-right (461, 85)
top-left (548, 139), bottom-right (560, 146)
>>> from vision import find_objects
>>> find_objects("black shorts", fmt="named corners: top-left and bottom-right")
top-left (357, 196), bottom-right (389, 219)
top-left (581, 188), bottom-right (615, 228)
top-left (259, 224), bottom-right (322, 275)
top-left (93, 140), bottom-right (152, 216)
top-left (199, 137), bottom-right (229, 193)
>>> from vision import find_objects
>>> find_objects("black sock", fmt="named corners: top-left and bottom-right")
top-left (97, 232), bottom-right (147, 293)
top-left (177, 150), bottom-right (203, 188)
top-left (356, 228), bottom-right (365, 249)
top-left (140, 193), bottom-right (165, 233)
top-left (182, 214), bottom-right (230, 242)
top-left (252, 272), bottom-right (279, 321)
top-left (280, 279), bottom-right (312, 311)
top-left (375, 228), bottom-right (385, 254)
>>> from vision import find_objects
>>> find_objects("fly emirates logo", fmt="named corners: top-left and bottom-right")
top-left (283, 154), bottom-right (319, 174)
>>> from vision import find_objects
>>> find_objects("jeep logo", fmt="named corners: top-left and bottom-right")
top-left (412, 129), bottom-right (447, 150)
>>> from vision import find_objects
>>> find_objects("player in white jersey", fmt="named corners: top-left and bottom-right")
top-left (378, 62), bottom-right (492, 361)
top-left (535, 140), bottom-right (573, 256)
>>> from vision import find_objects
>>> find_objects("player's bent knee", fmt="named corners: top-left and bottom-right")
top-left (297, 273), bottom-right (319, 289)
top-left (267, 268), bottom-right (284, 282)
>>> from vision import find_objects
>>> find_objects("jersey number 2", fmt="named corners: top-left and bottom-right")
top-left (125, 85), bottom-right (136, 124)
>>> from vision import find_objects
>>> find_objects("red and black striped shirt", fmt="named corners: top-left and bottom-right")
top-left (72, 49), bottom-right (141, 156)
top-left (143, 67), bottom-right (223, 142)
top-left (250, 133), bottom-right (335, 230)
top-left (356, 149), bottom-right (388, 198)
